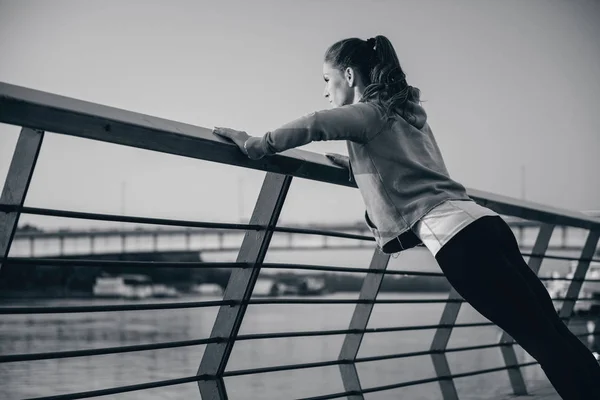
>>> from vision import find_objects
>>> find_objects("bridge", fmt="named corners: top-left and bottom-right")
top-left (2, 82), bottom-right (600, 399)
top-left (9, 218), bottom-right (599, 258)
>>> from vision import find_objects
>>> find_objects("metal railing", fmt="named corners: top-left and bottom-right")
top-left (1, 81), bottom-right (599, 400)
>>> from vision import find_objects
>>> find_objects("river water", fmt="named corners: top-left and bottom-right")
top-left (0, 291), bottom-right (560, 400)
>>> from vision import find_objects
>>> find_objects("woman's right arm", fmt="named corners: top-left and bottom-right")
top-left (244, 102), bottom-right (383, 160)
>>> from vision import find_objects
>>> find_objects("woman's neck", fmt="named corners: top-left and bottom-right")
top-left (351, 86), bottom-right (365, 104)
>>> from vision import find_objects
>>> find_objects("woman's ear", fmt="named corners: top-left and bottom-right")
top-left (344, 67), bottom-right (355, 87)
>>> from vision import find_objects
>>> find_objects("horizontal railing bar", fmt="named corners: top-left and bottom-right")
top-left (22, 374), bottom-right (211, 400)
top-left (3, 258), bottom-right (447, 277)
top-left (1, 205), bottom-right (260, 232)
top-left (0, 337), bottom-right (223, 362)
top-left (261, 264), bottom-right (445, 276)
top-left (551, 296), bottom-right (599, 301)
top-left (520, 251), bottom-right (600, 263)
top-left (352, 342), bottom-right (518, 365)
top-left (3, 205), bottom-right (375, 241)
top-left (0, 82), bottom-right (359, 189)
top-left (442, 361), bottom-right (539, 381)
top-left (273, 225), bottom-right (373, 241)
top-left (539, 276), bottom-right (600, 283)
top-left (4, 258), bottom-right (244, 269)
top-left (234, 322), bottom-right (494, 342)
top-left (223, 359), bottom-right (347, 378)
top-left (0, 322), bottom-right (494, 363)
top-left (296, 390), bottom-right (361, 400)
top-left (0, 300), bottom-right (233, 314)
top-left (0, 298), bottom-right (466, 314)
top-left (297, 361), bottom-right (541, 400)
top-left (354, 348), bottom-right (438, 363)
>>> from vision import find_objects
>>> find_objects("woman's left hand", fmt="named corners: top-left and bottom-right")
top-left (213, 127), bottom-right (251, 156)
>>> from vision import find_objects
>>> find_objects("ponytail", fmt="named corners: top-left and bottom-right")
top-left (324, 35), bottom-right (421, 120)
top-left (362, 35), bottom-right (421, 119)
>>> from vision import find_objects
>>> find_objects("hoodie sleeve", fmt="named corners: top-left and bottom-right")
top-left (244, 102), bottom-right (383, 160)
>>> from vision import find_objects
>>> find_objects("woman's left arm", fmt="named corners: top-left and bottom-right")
top-left (213, 102), bottom-right (382, 160)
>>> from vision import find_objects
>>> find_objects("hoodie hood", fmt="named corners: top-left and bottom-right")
top-left (403, 100), bottom-right (427, 130)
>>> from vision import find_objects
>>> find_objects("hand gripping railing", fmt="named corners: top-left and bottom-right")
top-left (1, 81), bottom-right (599, 399)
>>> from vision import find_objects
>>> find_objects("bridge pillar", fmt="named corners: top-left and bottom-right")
top-left (218, 232), bottom-right (224, 250)
top-left (121, 233), bottom-right (126, 253)
top-left (0, 128), bottom-right (44, 271)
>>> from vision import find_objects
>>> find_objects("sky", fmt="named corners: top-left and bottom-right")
top-left (1, 0), bottom-right (599, 230)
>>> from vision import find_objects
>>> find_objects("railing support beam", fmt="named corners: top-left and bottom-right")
top-left (430, 288), bottom-right (462, 400)
top-left (338, 248), bottom-right (390, 400)
top-left (197, 172), bottom-right (292, 400)
top-left (0, 128), bottom-right (44, 271)
top-left (559, 229), bottom-right (600, 321)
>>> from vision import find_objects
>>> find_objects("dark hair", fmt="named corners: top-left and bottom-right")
top-left (324, 35), bottom-right (421, 119)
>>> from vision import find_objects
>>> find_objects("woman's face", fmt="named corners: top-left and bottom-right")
top-left (322, 62), bottom-right (353, 108)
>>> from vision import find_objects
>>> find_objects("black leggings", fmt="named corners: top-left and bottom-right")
top-left (435, 216), bottom-right (600, 400)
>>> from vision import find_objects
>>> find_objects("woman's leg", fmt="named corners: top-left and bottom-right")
top-left (435, 216), bottom-right (600, 399)
top-left (494, 219), bottom-right (600, 389)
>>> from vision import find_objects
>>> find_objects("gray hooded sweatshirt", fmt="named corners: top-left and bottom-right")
top-left (245, 100), bottom-right (471, 254)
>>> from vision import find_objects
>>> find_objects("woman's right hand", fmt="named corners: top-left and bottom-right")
top-left (325, 153), bottom-right (350, 169)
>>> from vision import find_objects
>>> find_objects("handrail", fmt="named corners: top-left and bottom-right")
top-left (1, 81), bottom-right (599, 229)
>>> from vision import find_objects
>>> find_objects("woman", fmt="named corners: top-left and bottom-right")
top-left (213, 36), bottom-right (600, 399)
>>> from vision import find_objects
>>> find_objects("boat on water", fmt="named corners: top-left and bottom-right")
top-left (253, 276), bottom-right (327, 297)
top-left (190, 283), bottom-right (223, 296)
top-left (151, 284), bottom-right (180, 298)
top-left (93, 274), bottom-right (178, 299)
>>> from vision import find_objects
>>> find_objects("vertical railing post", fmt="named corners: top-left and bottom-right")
top-left (338, 248), bottom-right (390, 400)
top-left (0, 128), bottom-right (44, 271)
top-left (197, 172), bottom-right (292, 400)
top-left (498, 223), bottom-right (554, 396)
top-left (559, 229), bottom-right (600, 321)
top-left (430, 288), bottom-right (462, 400)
